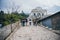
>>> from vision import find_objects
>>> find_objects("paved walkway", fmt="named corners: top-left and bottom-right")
top-left (10, 26), bottom-right (60, 40)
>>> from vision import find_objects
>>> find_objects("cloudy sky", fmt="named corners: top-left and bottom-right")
top-left (0, 0), bottom-right (60, 14)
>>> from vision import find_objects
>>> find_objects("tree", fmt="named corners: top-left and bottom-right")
top-left (0, 10), bottom-right (4, 21)
top-left (19, 11), bottom-right (29, 20)
top-left (0, 10), bottom-right (5, 27)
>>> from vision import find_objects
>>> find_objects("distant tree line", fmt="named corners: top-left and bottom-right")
top-left (0, 10), bottom-right (29, 27)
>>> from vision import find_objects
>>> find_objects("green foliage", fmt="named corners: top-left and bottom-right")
top-left (19, 12), bottom-right (29, 19)
top-left (0, 10), bottom-right (29, 26)
top-left (11, 14), bottom-right (20, 22)
top-left (3, 20), bottom-right (10, 26)
top-left (0, 10), bottom-right (4, 20)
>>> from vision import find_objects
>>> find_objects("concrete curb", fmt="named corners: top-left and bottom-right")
top-left (6, 25), bottom-right (21, 40)
top-left (41, 25), bottom-right (60, 35)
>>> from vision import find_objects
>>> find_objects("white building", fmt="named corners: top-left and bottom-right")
top-left (27, 7), bottom-right (47, 26)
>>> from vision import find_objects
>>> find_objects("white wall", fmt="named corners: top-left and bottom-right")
top-left (27, 7), bottom-right (47, 26)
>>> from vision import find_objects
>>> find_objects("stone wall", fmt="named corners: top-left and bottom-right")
top-left (0, 21), bottom-right (21, 40)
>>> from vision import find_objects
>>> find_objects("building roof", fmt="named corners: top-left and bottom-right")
top-left (36, 11), bottom-right (60, 22)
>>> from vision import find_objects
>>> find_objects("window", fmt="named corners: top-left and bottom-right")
top-left (34, 13), bottom-right (36, 16)
top-left (29, 19), bottom-right (31, 21)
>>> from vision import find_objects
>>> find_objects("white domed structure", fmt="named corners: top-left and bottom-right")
top-left (27, 7), bottom-right (47, 26)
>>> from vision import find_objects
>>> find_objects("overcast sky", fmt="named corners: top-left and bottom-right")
top-left (0, 0), bottom-right (60, 14)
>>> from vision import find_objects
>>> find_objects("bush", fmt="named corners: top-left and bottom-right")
top-left (3, 21), bottom-right (10, 26)
top-left (0, 11), bottom-right (29, 26)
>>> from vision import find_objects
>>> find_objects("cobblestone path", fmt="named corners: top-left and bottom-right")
top-left (10, 26), bottom-right (60, 40)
